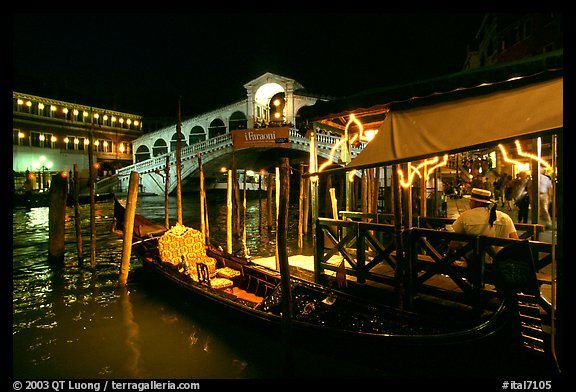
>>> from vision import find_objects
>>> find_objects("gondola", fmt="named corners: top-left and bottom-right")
top-left (113, 195), bottom-right (537, 355)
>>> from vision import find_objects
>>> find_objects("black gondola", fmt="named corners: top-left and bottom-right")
top-left (113, 195), bottom-right (540, 357)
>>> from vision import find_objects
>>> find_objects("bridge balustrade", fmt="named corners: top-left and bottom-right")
top-left (102, 128), bottom-right (365, 194)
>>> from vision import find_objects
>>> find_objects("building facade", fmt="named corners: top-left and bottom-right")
top-left (464, 13), bottom-right (562, 69)
top-left (13, 91), bottom-right (143, 192)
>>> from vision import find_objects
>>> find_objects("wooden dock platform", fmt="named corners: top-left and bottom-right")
top-left (251, 251), bottom-right (553, 311)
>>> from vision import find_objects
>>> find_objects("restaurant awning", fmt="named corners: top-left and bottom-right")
top-left (345, 75), bottom-right (563, 171)
top-left (302, 51), bottom-right (563, 174)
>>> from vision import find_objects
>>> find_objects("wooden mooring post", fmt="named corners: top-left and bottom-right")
top-left (277, 157), bottom-right (293, 376)
top-left (298, 162), bottom-right (305, 250)
top-left (175, 96), bottom-right (183, 225)
top-left (48, 171), bottom-right (69, 263)
top-left (266, 172), bottom-right (274, 230)
top-left (118, 172), bottom-right (139, 286)
top-left (73, 164), bottom-right (83, 263)
top-left (164, 155), bottom-right (170, 229)
top-left (226, 169), bottom-right (233, 254)
top-left (197, 153), bottom-right (210, 245)
top-left (88, 126), bottom-right (97, 268)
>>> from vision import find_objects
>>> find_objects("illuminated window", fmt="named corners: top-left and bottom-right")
top-left (37, 133), bottom-right (55, 148)
top-left (75, 137), bottom-right (87, 151)
top-left (65, 137), bottom-right (74, 150)
top-left (95, 139), bottom-right (105, 152)
top-left (102, 140), bottom-right (111, 153)
top-left (14, 130), bottom-right (26, 145)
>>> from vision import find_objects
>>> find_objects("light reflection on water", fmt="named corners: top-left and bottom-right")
top-left (12, 193), bottom-right (555, 380)
top-left (12, 193), bottom-right (331, 379)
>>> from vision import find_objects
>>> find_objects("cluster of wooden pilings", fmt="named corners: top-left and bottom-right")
top-left (49, 159), bottom-right (98, 267)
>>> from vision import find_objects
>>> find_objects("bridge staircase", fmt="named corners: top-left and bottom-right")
top-left (96, 128), bottom-right (365, 195)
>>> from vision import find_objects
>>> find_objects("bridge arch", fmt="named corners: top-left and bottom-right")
top-left (229, 111), bottom-right (247, 130)
top-left (208, 118), bottom-right (227, 138)
top-left (253, 82), bottom-right (284, 126)
top-left (170, 132), bottom-right (188, 151)
top-left (153, 138), bottom-right (168, 157)
top-left (135, 145), bottom-right (151, 163)
top-left (189, 125), bottom-right (206, 144)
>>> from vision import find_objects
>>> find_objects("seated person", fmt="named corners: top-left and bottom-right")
top-left (448, 188), bottom-right (518, 254)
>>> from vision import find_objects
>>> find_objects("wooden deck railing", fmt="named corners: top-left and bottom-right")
top-left (340, 211), bottom-right (545, 240)
top-left (315, 215), bottom-right (555, 315)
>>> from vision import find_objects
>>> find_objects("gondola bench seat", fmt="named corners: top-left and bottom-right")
top-left (157, 222), bottom-right (234, 288)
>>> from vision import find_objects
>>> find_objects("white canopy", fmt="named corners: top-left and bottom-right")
top-left (346, 76), bottom-right (563, 170)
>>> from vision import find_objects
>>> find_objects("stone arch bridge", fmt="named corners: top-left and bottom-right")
top-left (96, 127), bottom-right (365, 195)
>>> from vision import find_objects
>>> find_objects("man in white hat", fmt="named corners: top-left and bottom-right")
top-left (450, 188), bottom-right (519, 240)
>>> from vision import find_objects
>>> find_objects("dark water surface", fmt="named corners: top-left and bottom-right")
top-left (11, 193), bottom-right (561, 383)
top-left (11, 193), bottom-right (392, 380)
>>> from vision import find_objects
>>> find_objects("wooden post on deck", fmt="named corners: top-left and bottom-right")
top-left (329, 188), bottom-right (338, 219)
top-left (308, 129), bottom-right (321, 283)
top-left (372, 168), bottom-right (379, 219)
top-left (277, 157), bottom-right (293, 376)
top-left (227, 170), bottom-right (233, 254)
top-left (48, 171), bottom-right (69, 262)
top-left (391, 164), bottom-right (406, 308)
top-left (119, 171), bottom-right (139, 286)
top-left (361, 169), bottom-right (368, 218)
top-left (73, 164), bottom-right (83, 263)
top-left (419, 170), bottom-right (427, 217)
top-left (402, 163), bottom-right (413, 230)
top-left (298, 161), bottom-right (305, 250)
top-left (302, 175), bottom-right (310, 235)
top-left (275, 166), bottom-right (281, 271)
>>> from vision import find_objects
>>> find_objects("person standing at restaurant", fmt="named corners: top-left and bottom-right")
top-left (539, 166), bottom-right (553, 228)
top-left (503, 175), bottom-right (515, 211)
top-left (514, 171), bottom-right (531, 224)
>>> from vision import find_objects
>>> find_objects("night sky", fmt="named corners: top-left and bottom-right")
top-left (12, 13), bottom-right (486, 119)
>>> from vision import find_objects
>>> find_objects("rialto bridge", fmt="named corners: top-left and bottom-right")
top-left (95, 73), bottom-right (366, 195)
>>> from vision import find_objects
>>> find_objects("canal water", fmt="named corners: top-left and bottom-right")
top-left (11, 192), bottom-right (559, 382)
top-left (11, 193), bottom-right (392, 381)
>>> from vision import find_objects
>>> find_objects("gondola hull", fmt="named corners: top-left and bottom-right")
top-left (112, 193), bottom-right (557, 376)
top-left (128, 223), bottom-right (514, 350)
